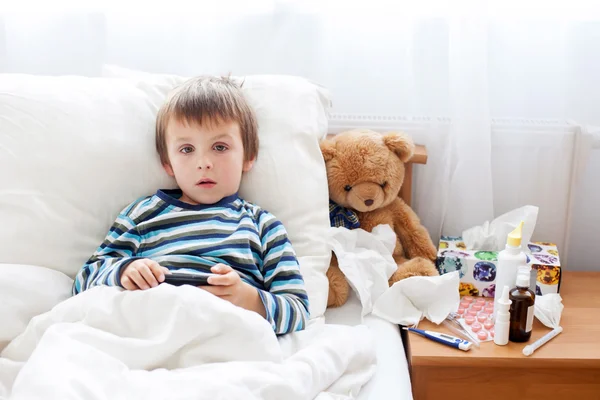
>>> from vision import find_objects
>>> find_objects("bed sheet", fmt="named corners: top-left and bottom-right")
top-left (324, 291), bottom-right (413, 400)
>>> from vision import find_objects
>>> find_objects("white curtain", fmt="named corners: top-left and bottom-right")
top-left (1, 1), bottom-right (599, 269)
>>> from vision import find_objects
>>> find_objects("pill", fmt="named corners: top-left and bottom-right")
top-left (489, 327), bottom-right (495, 338)
top-left (463, 296), bottom-right (474, 302)
top-left (476, 298), bottom-right (487, 304)
top-left (464, 315), bottom-right (475, 325)
top-left (457, 307), bottom-right (466, 315)
top-left (467, 309), bottom-right (478, 316)
top-left (484, 320), bottom-right (494, 330)
top-left (460, 301), bottom-right (471, 309)
top-left (477, 330), bottom-right (488, 340)
top-left (477, 314), bottom-right (488, 323)
top-left (472, 304), bottom-right (483, 311)
top-left (484, 306), bottom-right (494, 314)
top-left (471, 322), bottom-right (482, 332)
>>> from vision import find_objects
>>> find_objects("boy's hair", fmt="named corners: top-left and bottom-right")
top-left (156, 76), bottom-right (259, 165)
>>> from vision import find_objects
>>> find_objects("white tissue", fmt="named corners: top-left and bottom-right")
top-left (462, 205), bottom-right (539, 251)
top-left (534, 293), bottom-right (563, 328)
top-left (325, 225), bottom-right (461, 326)
top-left (372, 272), bottom-right (460, 326)
top-left (324, 224), bottom-right (399, 316)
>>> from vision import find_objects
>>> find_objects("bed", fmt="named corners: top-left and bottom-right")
top-left (325, 292), bottom-right (413, 400)
top-left (0, 69), bottom-right (412, 399)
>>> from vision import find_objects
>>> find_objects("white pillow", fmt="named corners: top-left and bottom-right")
top-left (0, 70), bottom-right (332, 319)
top-left (0, 264), bottom-right (73, 351)
top-left (0, 74), bottom-right (175, 271)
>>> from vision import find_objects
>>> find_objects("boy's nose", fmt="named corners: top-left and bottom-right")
top-left (197, 158), bottom-right (213, 169)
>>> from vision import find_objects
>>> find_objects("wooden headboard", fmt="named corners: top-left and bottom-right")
top-left (400, 144), bottom-right (427, 206)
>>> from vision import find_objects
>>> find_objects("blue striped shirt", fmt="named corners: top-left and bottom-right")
top-left (72, 189), bottom-right (310, 335)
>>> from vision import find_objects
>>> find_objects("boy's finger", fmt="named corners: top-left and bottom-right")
top-left (207, 271), bottom-right (237, 286)
top-left (139, 265), bottom-right (159, 287)
top-left (145, 260), bottom-right (166, 283)
top-left (121, 276), bottom-right (137, 291)
top-left (211, 263), bottom-right (232, 274)
top-left (199, 285), bottom-right (232, 296)
top-left (129, 269), bottom-right (150, 290)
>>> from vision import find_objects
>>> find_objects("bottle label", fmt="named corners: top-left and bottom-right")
top-left (525, 305), bottom-right (534, 332)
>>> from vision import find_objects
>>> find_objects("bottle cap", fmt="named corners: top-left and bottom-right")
top-left (506, 221), bottom-right (524, 247)
top-left (516, 272), bottom-right (530, 288)
top-left (498, 285), bottom-right (512, 309)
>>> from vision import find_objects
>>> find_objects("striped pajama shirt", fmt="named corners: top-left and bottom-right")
top-left (72, 189), bottom-right (309, 335)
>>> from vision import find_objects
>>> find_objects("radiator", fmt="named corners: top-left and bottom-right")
top-left (327, 113), bottom-right (586, 265)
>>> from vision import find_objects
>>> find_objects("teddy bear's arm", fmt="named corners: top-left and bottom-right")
top-left (391, 199), bottom-right (437, 261)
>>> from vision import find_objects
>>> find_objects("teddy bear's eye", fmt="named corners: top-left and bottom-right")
top-left (380, 182), bottom-right (387, 189)
top-left (344, 185), bottom-right (352, 192)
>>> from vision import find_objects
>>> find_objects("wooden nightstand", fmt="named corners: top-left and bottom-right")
top-left (408, 271), bottom-right (600, 400)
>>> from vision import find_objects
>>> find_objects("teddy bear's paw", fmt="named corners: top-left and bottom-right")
top-left (388, 257), bottom-right (439, 285)
top-left (407, 236), bottom-right (438, 261)
top-left (326, 264), bottom-right (350, 308)
top-left (327, 286), bottom-right (349, 308)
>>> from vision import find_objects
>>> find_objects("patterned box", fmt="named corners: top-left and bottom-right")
top-left (436, 236), bottom-right (561, 298)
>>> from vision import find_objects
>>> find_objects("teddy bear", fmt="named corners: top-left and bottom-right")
top-left (320, 129), bottom-right (439, 308)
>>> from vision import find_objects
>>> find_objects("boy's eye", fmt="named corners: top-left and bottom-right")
top-left (213, 144), bottom-right (228, 152)
top-left (180, 146), bottom-right (194, 154)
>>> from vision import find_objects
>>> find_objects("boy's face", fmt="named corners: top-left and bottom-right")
top-left (163, 118), bottom-right (254, 205)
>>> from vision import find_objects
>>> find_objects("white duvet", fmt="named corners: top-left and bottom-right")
top-left (0, 267), bottom-right (376, 400)
top-left (1, 224), bottom-right (444, 400)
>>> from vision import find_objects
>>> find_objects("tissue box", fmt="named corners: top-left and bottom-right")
top-left (436, 236), bottom-right (561, 298)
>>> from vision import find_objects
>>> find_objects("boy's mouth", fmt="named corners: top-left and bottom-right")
top-left (196, 179), bottom-right (216, 188)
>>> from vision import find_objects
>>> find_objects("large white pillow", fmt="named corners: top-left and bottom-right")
top-left (0, 70), bottom-right (332, 319)
top-left (0, 264), bottom-right (73, 351)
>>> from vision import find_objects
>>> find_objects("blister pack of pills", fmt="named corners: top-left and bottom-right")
top-left (456, 296), bottom-right (495, 342)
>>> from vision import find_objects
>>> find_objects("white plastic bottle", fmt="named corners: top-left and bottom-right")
top-left (494, 221), bottom-right (528, 312)
top-left (494, 285), bottom-right (512, 346)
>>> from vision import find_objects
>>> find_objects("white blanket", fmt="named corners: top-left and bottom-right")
top-left (0, 282), bottom-right (376, 400)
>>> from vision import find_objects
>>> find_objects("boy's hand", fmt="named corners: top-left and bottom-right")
top-left (121, 259), bottom-right (170, 290)
top-left (201, 264), bottom-right (266, 318)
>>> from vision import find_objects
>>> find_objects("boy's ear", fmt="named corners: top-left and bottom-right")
top-left (242, 158), bottom-right (255, 172)
top-left (163, 163), bottom-right (175, 177)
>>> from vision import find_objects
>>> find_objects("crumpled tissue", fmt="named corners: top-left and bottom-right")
top-left (372, 272), bottom-right (460, 326)
top-left (462, 205), bottom-right (539, 251)
top-left (535, 293), bottom-right (563, 328)
top-left (324, 224), bottom-right (460, 325)
top-left (324, 224), bottom-right (398, 317)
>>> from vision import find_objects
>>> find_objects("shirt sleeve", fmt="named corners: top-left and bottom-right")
top-left (256, 211), bottom-right (310, 335)
top-left (72, 211), bottom-right (143, 295)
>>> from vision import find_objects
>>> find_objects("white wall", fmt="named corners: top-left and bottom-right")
top-left (1, 10), bottom-right (598, 271)
top-left (567, 150), bottom-right (600, 270)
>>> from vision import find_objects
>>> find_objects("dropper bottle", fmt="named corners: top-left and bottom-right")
top-left (509, 270), bottom-right (536, 342)
top-left (494, 285), bottom-right (511, 346)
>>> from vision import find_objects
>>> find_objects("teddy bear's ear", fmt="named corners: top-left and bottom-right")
top-left (319, 140), bottom-right (336, 162)
top-left (382, 132), bottom-right (415, 163)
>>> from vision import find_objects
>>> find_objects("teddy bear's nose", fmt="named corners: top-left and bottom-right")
top-left (364, 199), bottom-right (374, 206)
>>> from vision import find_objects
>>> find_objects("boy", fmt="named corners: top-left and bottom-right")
top-left (72, 76), bottom-right (310, 335)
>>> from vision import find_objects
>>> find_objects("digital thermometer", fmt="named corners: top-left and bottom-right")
top-left (404, 327), bottom-right (473, 351)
